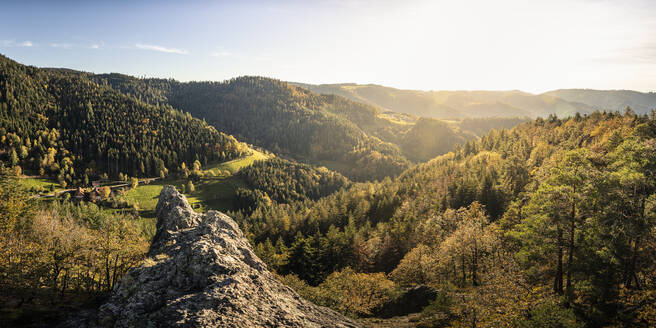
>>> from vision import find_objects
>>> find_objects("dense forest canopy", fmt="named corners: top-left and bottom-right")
top-left (234, 158), bottom-right (351, 212)
top-left (93, 73), bottom-right (519, 181)
top-left (232, 110), bottom-right (656, 327)
top-left (92, 74), bottom-right (413, 181)
top-left (399, 117), bottom-right (473, 162)
top-left (166, 77), bottom-right (412, 181)
top-left (0, 55), bottom-right (247, 186)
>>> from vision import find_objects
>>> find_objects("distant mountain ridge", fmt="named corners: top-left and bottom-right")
top-left (292, 83), bottom-right (656, 118)
top-left (544, 89), bottom-right (656, 114)
top-left (0, 54), bottom-right (538, 183)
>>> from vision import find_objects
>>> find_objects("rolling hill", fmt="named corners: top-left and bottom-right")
top-left (92, 75), bottom-right (412, 181)
top-left (292, 82), bottom-right (596, 118)
top-left (1, 54), bottom-right (531, 184)
top-left (0, 55), bottom-right (248, 186)
top-left (95, 74), bottom-right (519, 180)
top-left (543, 89), bottom-right (656, 114)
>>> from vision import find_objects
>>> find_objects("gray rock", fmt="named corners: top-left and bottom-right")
top-left (97, 186), bottom-right (359, 328)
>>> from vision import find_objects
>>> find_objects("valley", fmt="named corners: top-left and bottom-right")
top-left (295, 82), bottom-right (656, 119)
top-left (3, 1), bottom-right (656, 327)
top-left (2, 53), bottom-right (656, 328)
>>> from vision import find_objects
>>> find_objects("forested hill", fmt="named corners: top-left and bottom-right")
top-left (92, 73), bottom-right (405, 145)
top-left (92, 73), bottom-right (525, 180)
top-left (1, 54), bottom-right (490, 182)
top-left (292, 82), bottom-right (595, 119)
top-left (92, 74), bottom-right (412, 181)
top-left (233, 111), bottom-right (656, 327)
top-left (234, 158), bottom-right (351, 212)
top-left (0, 55), bottom-right (247, 186)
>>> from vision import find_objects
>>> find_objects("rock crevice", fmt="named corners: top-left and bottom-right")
top-left (98, 186), bottom-right (358, 327)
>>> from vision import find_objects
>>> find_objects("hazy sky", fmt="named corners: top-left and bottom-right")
top-left (1, 0), bottom-right (655, 93)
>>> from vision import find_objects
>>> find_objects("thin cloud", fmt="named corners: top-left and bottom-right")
top-left (135, 43), bottom-right (188, 54)
top-left (210, 51), bottom-right (231, 57)
top-left (584, 42), bottom-right (656, 65)
top-left (631, 42), bottom-right (656, 62)
top-left (255, 54), bottom-right (273, 62)
top-left (50, 43), bottom-right (73, 49)
top-left (89, 41), bottom-right (105, 49)
top-left (327, 0), bottom-right (363, 9)
top-left (1, 40), bottom-right (35, 47)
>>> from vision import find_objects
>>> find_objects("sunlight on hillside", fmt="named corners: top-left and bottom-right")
top-left (1, 0), bottom-right (655, 326)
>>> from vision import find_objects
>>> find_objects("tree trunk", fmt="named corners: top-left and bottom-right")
top-left (105, 255), bottom-right (111, 291)
top-left (628, 236), bottom-right (641, 290)
top-left (566, 198), bottom-right (575, 299)
top-left (461, 255), bottom-right (466, 287)
top-left (60, 269), bottom-right (69, 300)
top-left (111, 254), bottom-right (120, 289)
top-left (554, 225), bottom-right (564, 295)
top-left (472, 241), bottom-right (479, 286)
top-left (52, 259), bottom-right (61, 305)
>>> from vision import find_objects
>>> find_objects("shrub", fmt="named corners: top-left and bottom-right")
top-left (418, 289), bottom-right (453, 328)
top-left (516, 301), bottom-right (583, 328)
top-left (314, 267), bottom-right (398, 317)
top-left (390, 244), bottom-right (438, 286)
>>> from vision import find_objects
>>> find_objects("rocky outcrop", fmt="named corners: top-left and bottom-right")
top-left (98, 186), bottom-right (359, 328)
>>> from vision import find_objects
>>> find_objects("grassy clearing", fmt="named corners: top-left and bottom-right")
top-left (378, 112), bottom-right (417, 126)
top-left (123, 179), bottom-right (203, 218)
top-left (204, 149), bottom-right (269, 174)
top-left (17, 150), bottom-right (268, 225)
top-left (17, 177), bottom-right (61, 193)
top-left (123, 182), bottom-right (167, 218)
top-left (124, 176), bottom-right (245, 218)
top-left (124, 150), bottom-right (269, 218)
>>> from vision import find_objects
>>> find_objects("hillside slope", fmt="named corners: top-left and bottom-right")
top-left (92, 74), bottom-right (412, 181)
top-left (1, 54), bottom-right (484, 183)
top-left (0, 55), bottom-right (247, 186)
top-left (398, 117), bottom-right (473, 162)
top-left (234, 111), bottom-right (656, 326)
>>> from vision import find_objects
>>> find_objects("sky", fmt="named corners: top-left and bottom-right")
top-left (1, 0), bottom-right (655, 94)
